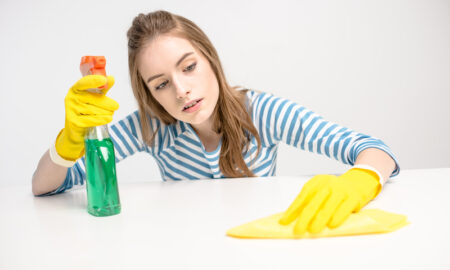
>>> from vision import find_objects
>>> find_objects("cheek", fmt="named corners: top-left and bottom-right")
top-left (208, 74), bottom-right (220, 97)
top-left (154, 93), bottom-right (180, 116)
top-left (150, 92), bottom-right (168, 109)
top-left (202, 66), bottom-right (219, 91)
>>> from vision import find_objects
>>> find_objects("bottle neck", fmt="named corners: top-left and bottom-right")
top-left (85, 125), bottom-right (110, 140)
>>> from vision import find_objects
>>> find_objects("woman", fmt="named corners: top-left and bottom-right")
top-left (32, 10), bottom-right (399, 235)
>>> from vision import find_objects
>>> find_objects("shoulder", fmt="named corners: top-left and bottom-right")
top-left (234, 88), bottom-right (275, 108)
top-left (238, 88), bottom-right (295, 114)
top-left (240, 88), bottom-right (271, 100)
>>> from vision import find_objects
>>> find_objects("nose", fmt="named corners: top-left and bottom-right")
top-left (173, 76), bottom-right (191, 99)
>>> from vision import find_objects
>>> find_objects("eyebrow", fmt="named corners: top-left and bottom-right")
top-left (146, 52), bottom-right (194, 84)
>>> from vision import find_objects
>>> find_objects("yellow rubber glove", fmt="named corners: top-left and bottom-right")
top-left (279, 168), bottom-right (381, 235)
top-left (54, 75), bottom-right (118, 161)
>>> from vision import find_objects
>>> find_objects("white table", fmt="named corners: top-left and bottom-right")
top-left (1, 168), bottom-right (449, 269)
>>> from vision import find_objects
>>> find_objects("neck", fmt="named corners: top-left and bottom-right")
top-left (191, 118), bottom-right (216, 139)
top-left (191, 117), bottom-right (221, 152)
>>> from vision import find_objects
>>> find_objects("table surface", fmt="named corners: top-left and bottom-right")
top-left (1, 168), bottom-right (449, 270)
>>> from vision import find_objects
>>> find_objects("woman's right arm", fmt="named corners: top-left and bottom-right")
top-left (32, 108), bottom-right (149, 196)
top-left (32, 150), bottom-right (68, 196)
top-left (32, 75), bottom-right (119, 196)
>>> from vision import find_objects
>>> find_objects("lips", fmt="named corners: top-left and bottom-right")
top-left (182, 98), bottom-right (203, 111)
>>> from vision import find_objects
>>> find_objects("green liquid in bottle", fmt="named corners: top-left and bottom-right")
top-left (85, 137), bottom-right (121, 217)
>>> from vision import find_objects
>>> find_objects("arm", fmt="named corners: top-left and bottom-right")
top-left (31, 75), bottom-right (118, 196)
top-left (32, 150), bottom-right (69, 196)
top-left (258, 90), bottom-right (400, 234)
top-left (32, 110), bottom-right (147, 197)
top-left (249, 91), bottom-right (400, 177)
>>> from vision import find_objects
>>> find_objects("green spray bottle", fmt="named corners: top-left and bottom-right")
top-left (80, 56), bottom-right (121, 217)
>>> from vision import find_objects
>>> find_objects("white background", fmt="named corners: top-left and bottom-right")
top-left (0, 0), bottom-right (448, 186)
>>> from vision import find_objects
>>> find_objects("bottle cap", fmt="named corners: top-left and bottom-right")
top-left (80, 56), bottom-right (107, 90)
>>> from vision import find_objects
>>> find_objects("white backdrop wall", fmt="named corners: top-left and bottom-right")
top-left (0, 0), bottom-right (449, 186)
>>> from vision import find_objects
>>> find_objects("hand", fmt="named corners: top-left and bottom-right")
top-left (54, 75), bottom-right (119, 161)
top-left (278, 168), bottom-right (381, 235)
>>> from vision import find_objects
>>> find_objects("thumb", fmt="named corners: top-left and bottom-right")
top-left (71, 75), bottom-right (108, 93)
top-left (102, 75), bottom-right (115, 94)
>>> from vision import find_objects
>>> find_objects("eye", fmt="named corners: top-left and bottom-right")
top-left (154, 63), bottom-right (196, 91)
top-left (155, 80), bottom-right (168, 90)
top-left (184, 62), bottom-right (197, 72)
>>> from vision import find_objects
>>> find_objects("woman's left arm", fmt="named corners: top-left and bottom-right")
top-left (250, 91), bottom-right (402, 234)
top-left (249, 91), bottom-right (400, 178)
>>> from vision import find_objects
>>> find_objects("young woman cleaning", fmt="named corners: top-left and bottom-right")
top-left (32, 10), bottom-right (399, 235)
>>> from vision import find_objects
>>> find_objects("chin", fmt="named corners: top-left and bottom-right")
top-left (188, 116), bottom-right (209, 125)
top-left (187, 110), bottom-right (214, 125)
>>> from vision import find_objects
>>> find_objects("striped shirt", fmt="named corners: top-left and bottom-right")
top-left (44, 89), bottom-right (400, 195)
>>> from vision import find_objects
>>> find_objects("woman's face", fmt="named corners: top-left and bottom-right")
top-left (138, 34), bottom-right (219, 128)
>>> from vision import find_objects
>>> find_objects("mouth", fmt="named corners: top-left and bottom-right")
top-left (182, 98), bottom-right (203, 112)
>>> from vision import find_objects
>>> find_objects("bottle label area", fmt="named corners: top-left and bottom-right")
top-left (85, 138), bottom-right (121, 217)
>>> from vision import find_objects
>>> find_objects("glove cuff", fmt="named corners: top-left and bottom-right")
top-left (49, 143), bottom-right (77, 167)
top-left (352, 164), bottom-right (385, 186)
top-left (54, 128), bottom-right (85, 159)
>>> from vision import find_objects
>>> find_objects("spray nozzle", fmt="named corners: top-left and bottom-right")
top-left (80, 56), bottom-right (107, 92)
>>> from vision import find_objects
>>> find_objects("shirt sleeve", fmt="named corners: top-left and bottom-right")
top-left (39, 111), bottom-right (148, 196)
top-left (248, 90), bottom-right (400, 177)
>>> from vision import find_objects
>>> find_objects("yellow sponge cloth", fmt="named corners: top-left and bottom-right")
top-left (226, 209), bottom-right (409, 239)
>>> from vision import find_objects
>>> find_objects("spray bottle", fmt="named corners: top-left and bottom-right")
top-left (80, 56), bottom-right (121, 217)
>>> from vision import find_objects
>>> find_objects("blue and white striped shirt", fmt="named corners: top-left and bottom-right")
top-left (47, 89), bottom-right (399, 195)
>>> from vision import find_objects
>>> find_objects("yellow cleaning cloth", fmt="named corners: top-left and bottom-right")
top-left (226, 209), bottom-right (409, 239)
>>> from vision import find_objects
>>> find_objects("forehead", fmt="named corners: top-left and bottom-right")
top-left (139, 35), bottom-right (197, 70)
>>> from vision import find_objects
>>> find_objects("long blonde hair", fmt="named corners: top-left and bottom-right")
top-left (127, 10), bottom-right (261, 177)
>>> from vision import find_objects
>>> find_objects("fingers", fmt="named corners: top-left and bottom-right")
top-left (293, 187), bottom-right (331, 235)
top-left (67, 111), bottom-right (114, 128)
top-left (66, 91), bottom-right (119, 112)
top-left (66, 101), bottom-right (115, 127)
top-left (65, 88), bottom-right (119, 128)
top-left (76, 93), bottom-right (119, 112)
top-left (103, 75), bottom-right (115, 93)
top-left (279, 175), bottom-right (328, 225)
top-left (309, 192), bottom-right (346, 234)
top-left (71, 75), bottom-right (108, 92)
top-left (69, 101), bottom-right (117, 116)
top-left (328, 197), bottom-right (360, 229)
